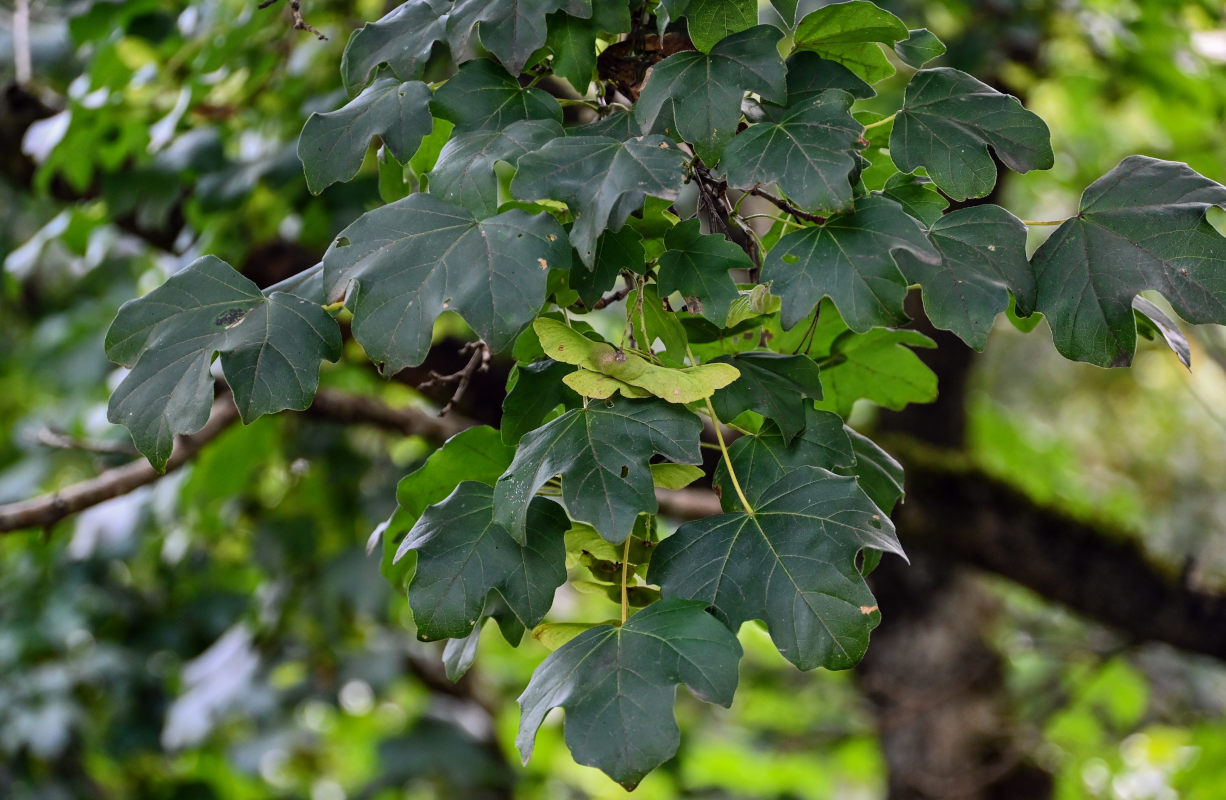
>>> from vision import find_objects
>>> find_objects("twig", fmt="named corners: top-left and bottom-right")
top-left (416, 341), bottom-right (490, 417)
top-left (31, 428), bottom-right (139, 456)
top-left (258, 0), bottom-right (327, 40)
top-left (748, 186), bottom-right (827, 226)
top-left (572, 285), bottom-right (632, 312)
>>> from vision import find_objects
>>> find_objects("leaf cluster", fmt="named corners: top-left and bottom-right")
top-left (102, 0), bottom-right (1226, 787)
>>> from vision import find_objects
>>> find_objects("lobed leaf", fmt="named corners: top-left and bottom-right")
top-left (1031, 156), bottom-right (1226, 367)
top-left (709, 352), bottom-right (825, 444)
top-left (512, 135), bottom-right (686, 266)
top-left (652, 467), bottom-right (903, 670)
top-left (517, 599), bottom-right (741, 789)
top-left (891, 67), bottom-right (1053, 201)
top-left (493, 397), bottom-right (702, 544)
top-left (106, 256), bottom-right (340, 469)
top-left (322, 194), bottom-right (569, 374)
top-left (792, 1), bottom-right (909, 83)
top-left (635, 25), bottom-right (786, 163)
top-left (395, 482), bottom-right (569, 641)
top-left (762, 194), bottom-right (939, 333)
top-left (298, 78), bottom-right (433, 195)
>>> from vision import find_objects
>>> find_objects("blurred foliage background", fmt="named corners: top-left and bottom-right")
top-left (2, 1), bottom-right (1226, 798)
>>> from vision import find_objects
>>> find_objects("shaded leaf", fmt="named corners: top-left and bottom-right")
top-left (657, 220), bottom-right (749, 325)
top-left (341, 0), bottom-right (450, 92)
top-left (893, 204), bottom-right (1033, 350)
top-left (493, 397), bottom-right (702, 544)
top-left (299, 78), bottom-right (433, 195)
top-left (512, 135), bottom-right (686, 266)
top-left (517, 599), bottom-right (741, 789)
top-left (879, 171), bottom-right (947, 226)
top-left (710, 352), bottom-right (825, 443)
top-left (431, 59), bottom-right (563, 133)
top-left (891, 67), bottom-right (1053, 201)
top-left (722, 90), bottom-right (862, 214)
top-left (782, 52), bottom-right (875, 107)
top-left (651, 463), bottom-right (706, 490)
top-left (429, 119), bottom-right (564, 216)
top-left (1031, 156), bottom-right (1226, 366)
top-left (684, 0), bottom-right (757, 52)
top-left (322, 194), bottom-right (568, 374)
top-left (835, 426), bottom-right (905, 514)
top-left (714, 407), bottom-right (853, 508)
top-left (635, 26), bottom-right (786, 162)
top-left (448, 0), bottom-right (591, 76)
top-left (395, 483), bottom-right (568, 640)
top-left (569, 226), bottom-right (645, 308)
top-left (894, 28), bottom-right (945, 68)
top-left (106, 256), bottom-right (340, 469)
top-left (762, 194), bottom-right (939, 332)
top-left (652, 467), bottom-right (902, 670)
top-left (792, 1), bottom-right (909, 83)
top-left (502, 359), bottom-right (579, 444)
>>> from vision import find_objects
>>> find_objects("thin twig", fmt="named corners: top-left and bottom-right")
top-left (748, 186), bottom-right (827, 226)
top-left (31, 428), bottom-right (139, 456)
top-left (417, 341), bottom-right (490, 418)
top-left (572, 285), bottom-right (632, 312)
top-left (258, 0), bottom-right (327, 40)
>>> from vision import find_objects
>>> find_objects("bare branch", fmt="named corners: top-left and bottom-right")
top-left (414, 341), bottom-right (491, 417)
top-left (0, 396), bottom-right (240, 534)
top-left (31, 428), bottom-right (139, 456)
top-left (747, 186), bottom-right (828, 226)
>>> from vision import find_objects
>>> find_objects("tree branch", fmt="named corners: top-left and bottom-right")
top-left (8, 388), bottom-right (1226, 666)
top-left (0, 395), bottom-right (240, 533)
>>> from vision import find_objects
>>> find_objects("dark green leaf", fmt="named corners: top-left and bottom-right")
top-left (298, 78), bottom-right (433, 195)
top-left (894, 28), bottom-right (945, 68)
top-left (714, 407), bottom-right (852, 508)
top-left (106, 256), bottom-right (340, 469)
top-left (448, 0), bottom-right (591, 76)
top-left (512, 135), bottom-right (686, 266)
top-left (762, 194), bottom-right (939, 332)
top-left (493, 398), bottom-right (702, 544)
top-left (1133, 296), bottom-right (1191, 368)
top-left (517, 599), bottom-right (741, 789)
top-left (341, 0), bottom-right (450, 92)
top-left (657, 219), bottom-right (750, 324)
top-left (891, 67), bottom-right (1053, 201)
top-left (710, 352), bottom-right (825, 443)
top-left (792, 1), bottom-right (909, 83)
top-left (684, 0), bottom-right (757, 52)
top-left (395, 482), bottom-right (568, 640)
top-left (635, 26), bottom-right (786, 162)
top-left (429, 119), bottom-right (564, 216)
top-left (431, 59), bottom-right (563, 133)
top-left (502, 359), bottom-right (579, 444)
top-left (1032, 156), bottom-right (1226, 366)
top-left (652, 466), bottom-right (902, 670)
top-left (893, 205), bottom-right (1032, 350)
top-left (879, 171), bottom-right (947, 226)
top-left (322, 194), bottom-right (569, 373)
top-left (721, 90), bottom-right (862, 214)
top-left (569, 226), bottom-right (645, 308)
top-left (835, 426), bottom-right (904, 514)
top-left (782, 52), bottom-right (875, 107)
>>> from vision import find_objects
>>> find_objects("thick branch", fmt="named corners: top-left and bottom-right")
top-left (660, 447), bottom-right (1226, 662)
top-left (0, 396), bottom-right (240, 533)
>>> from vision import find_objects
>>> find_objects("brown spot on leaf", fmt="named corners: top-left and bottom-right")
top-left (860, 605), bottom-right (879, 615)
